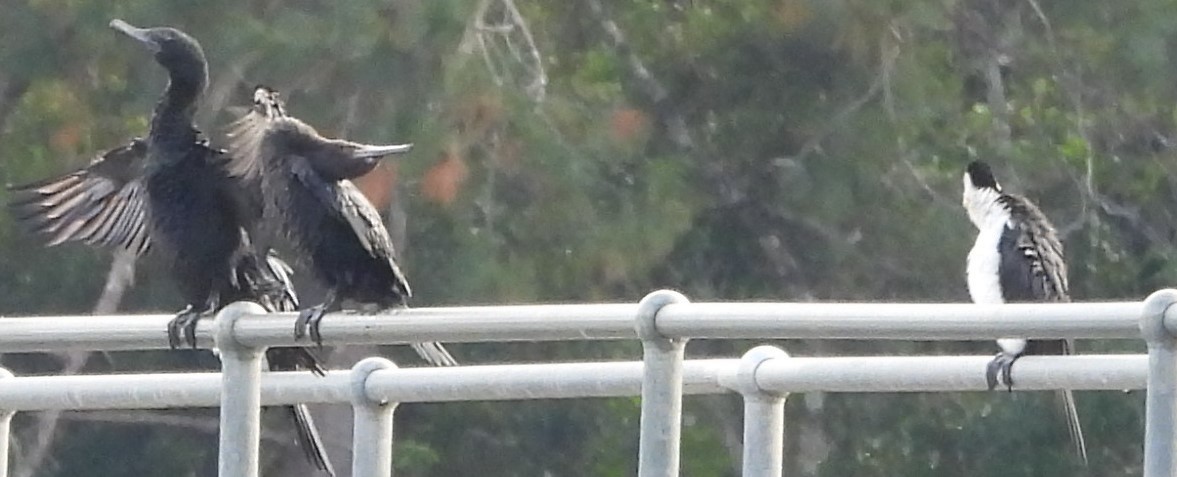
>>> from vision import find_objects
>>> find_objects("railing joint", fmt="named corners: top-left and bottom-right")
top-left (350, 357), bottom-right (398, 477)
top-left (214, 301), bottom-right (268, 477)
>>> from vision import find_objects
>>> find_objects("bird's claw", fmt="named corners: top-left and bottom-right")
top-left (295, 305), bottom-right (328, 347)
top-left (167, 317), bottom-right (183, 350)
top-left (986, 352), bottom-right (1018, 392)
top-left (167, 306), bottom-right (204, 349)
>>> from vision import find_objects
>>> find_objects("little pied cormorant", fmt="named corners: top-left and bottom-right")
top-left (962, 160), bottom-right (1087, 465)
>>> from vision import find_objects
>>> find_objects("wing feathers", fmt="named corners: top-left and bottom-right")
top-left (996, 194), bottom-right (1068, 303)
top-left (290, 161), bottom-right (412, 298)
top-left (231, 86), bottom-right (413, 300)
top-left (8, 140), bottom-right (152, 254)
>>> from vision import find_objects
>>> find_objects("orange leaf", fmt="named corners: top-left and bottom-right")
top-left (421, 150), bottom-right (469, 206)
top-left (50, 123), bottom-right (83, 154)
top-left (610, 108), bottom-right (649, 142)
top-left (352, 163), bottom-right (399, 210)
top-left (775, 0), bottom-right (812, 30)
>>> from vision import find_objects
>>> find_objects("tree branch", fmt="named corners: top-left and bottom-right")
top-left (15, 250), bottom-right (136, 477)
top-left (585, 0), bottom-right (693, 151)
top-left (460, 0), bottom-right (548, 102)
top-left (788, 40), bottom-right (899, 164)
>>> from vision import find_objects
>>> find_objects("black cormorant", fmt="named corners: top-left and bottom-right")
top-left (8, 20), bottom-right (335, 475)
top-left (962, 160), bottom-right (1087, 465)
top-left (226, 86), bottom-right (457, 366)
top-left (10, 20), bottom-right (255, 347)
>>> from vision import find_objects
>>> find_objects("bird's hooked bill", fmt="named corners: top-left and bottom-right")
top-left (352, 143), bottom-right (413, 159)
top-left (109, 19), bottom-right (159, 51)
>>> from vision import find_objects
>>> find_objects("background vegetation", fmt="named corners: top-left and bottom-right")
top-left (0, 0), bottom-right (1173, 475)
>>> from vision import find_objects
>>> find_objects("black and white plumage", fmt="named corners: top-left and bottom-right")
top-left (8, 21), bottom-right (335, 475)
top-left (962, 160), bottom-right (1087, 465)
top-left (225, 86), bottom-right (457, 367)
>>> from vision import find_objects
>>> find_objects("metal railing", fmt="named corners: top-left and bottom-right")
top-left (0, 289), bottom-right (1174, 477)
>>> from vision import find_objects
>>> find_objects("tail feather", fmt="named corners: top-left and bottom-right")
top-left (239, 249), bottom-right (297, 312)
top-left (287, 404), bottom-right (336, 477)
top-left (1057, 389), bottom-right (1088, 465)
top-left (266, 342), bottom-right (332, 474)
top-left (1058, 338), bottom-right (1087, 465)
top-left (246, 250), bottom-right (334, 474)
top-left (267, 347), bottom-right (326, 377)
top-left (411, 341), bottom-right (459, 367)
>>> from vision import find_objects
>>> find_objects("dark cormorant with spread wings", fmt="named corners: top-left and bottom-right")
top-left (226, 86), bottom-right (456, 366)
top-left (7, 20), bottom-right (335, 475)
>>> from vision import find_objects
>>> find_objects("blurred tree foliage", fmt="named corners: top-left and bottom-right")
top-left (0, 0), bottom-right (1174, 475)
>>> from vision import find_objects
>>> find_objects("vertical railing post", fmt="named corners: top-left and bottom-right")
top-left (214, 302), bottom-right (267, 477)
top-left (1141, 289), bottom-right (1177, 477)
top-left (0, 368), bottom-right (14, 477)
top-left (635, 290), bottom-right (690, 477)
top-left (732, 346), bottom-right (788, 477)
top-left (350, 357), bottom-right (398, 477)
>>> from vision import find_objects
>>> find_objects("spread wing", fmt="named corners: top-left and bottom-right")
top-left (224, 87), bottom-right (287, 181)
top-left (227, 86), bottom-right (408, 183)
top-left (8, 139), bottom-right (152, 255)
top-left (290, 158), bottom-right (412, 298)
top-left (996, 195), bottom-right (1069, 303)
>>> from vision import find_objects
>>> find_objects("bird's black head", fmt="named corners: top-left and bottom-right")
top-left (966, 160), bottom-right (1001, 191)
top-left (962, 160), bottom-right (1005, 228)
top-left (256, 85), bottom-right (413, 172)
top-left (110, 20), bottom-right (208, 92)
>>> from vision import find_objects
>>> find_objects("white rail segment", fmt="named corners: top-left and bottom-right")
top-left (0, 369), bottom-right (13, 477)
top-left (216, 302), bottom-right (266, 477)
top-left (734, 346), bottom-right (788, 477)
top-left (656, 301), bottom-right (1147, 340)
top-left (635, 290), bottom-right (690, 477)
top-left (0, 289), bottom-right (1172, 477)
top-left (350, 357), bottom-right (397, 477)
top-left (0, 300), bottom-right (1155, 352)
top-left (235, 301), bottom-right (1150, 345)
top-left (364, 359), bottom-right (727, 402)
top-left (1140, 289), bottom-right (1177, 477)
top-left (753, 354), bottom-right (1147, 392)
top-left (0, 355), bottom-right (1148, 412)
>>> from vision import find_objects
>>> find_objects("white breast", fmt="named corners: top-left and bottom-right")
top-left (966, 214), bottom-right (1008, 305)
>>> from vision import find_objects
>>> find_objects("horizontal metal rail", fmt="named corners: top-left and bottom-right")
top-left (0, 355), bottom-right (1144, 412)
top-left (0, 300), bottom-right (1157, 352)
top-left (0, 288), bottom-right (1171, 477)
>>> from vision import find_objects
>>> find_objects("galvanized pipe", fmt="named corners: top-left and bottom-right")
top-left (726, 346), bottom-right (788, 477)
top-left (238, 301), bottom-right (1146, 343)
top-left (0, 290), bottom-right (1165, 477)
top-left (655, 301), bottom-right (1143, 340)
top-left (363, 359), bottom-right (731, 402)
top-left (754, 354), bottom-right (1146, 393)
top-left (1141, 290), bottom-right (1177, 477)
top-left (635, 290), bottom-right (689, 477)
top-left (214, 302), bottom-right (267, 477)
top-left (351, 358), bottom-right (397, 477)
top-left (0, 368), bottom-right (14, 477)
top-left (0, 299), bottom-right (1149, 352)
top-left (0, 356), bottom-right (1146, 411)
